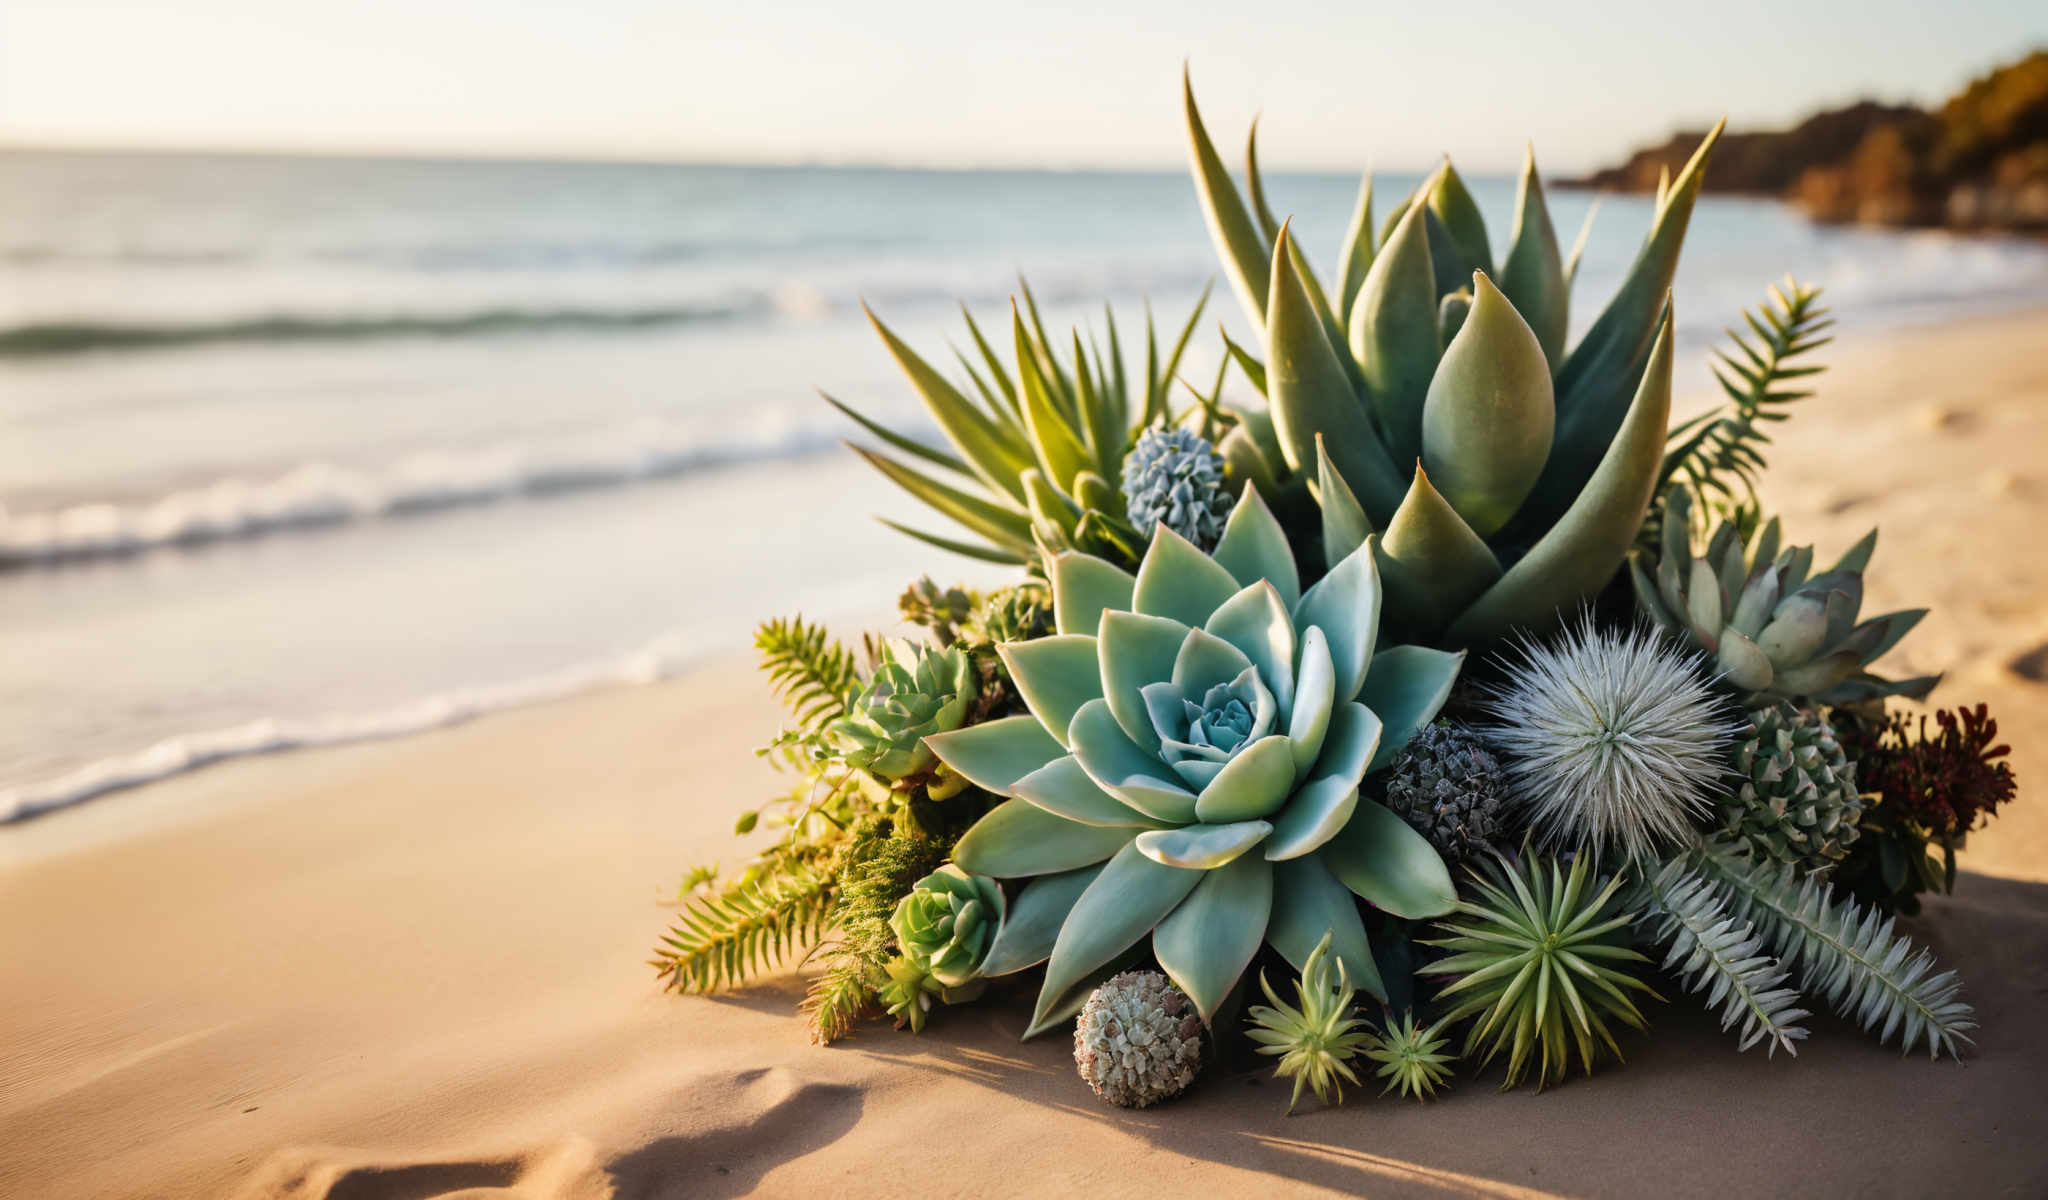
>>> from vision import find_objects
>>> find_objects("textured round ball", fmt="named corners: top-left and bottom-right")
top-left (1120, 425), bottom-right (1234, 550)
top-left (1381, 720), bottom-right (1506, 863)
top-left (1072, 970), bottom-right (1204, 1108)
top-left (1717, 704), bottom-right (1863, 871)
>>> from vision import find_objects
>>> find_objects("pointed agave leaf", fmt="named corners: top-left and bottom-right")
top-left (1336, 172), bottom-right (1376, 326)
top-left (980, 864), bottom-right (1105, 977)
top-left (1219, 326), bottom-right (1269, 395)
top-left (1377, 467), bottom-right (1503, 641)
top-left (877, 518), bottom-right (1028, 565)
top-left (1419, 271), bottom-right (1556, 538)
top-left (1153, 851), bottom-right (1274, 1021)
top-left (1268, 223), bottom-right (1407, 525)
top-left (865, 304), bottom-right (1033, 502)
top-left (852, 445), bottom-right (1033, 550)
top-left (1353, 645), bottom-right (1464, 773)
top-left (1183, 69), bottom-right (1272, 332)
top-left (1426, 160), bottom-right (1494, 279)
top-left (1564, 198), bottom-right (1600, 290)
top-left (1314, 434), bottom-right (1373, 568)
top-left (821, 392), bottom-right (970, 475)
top-left (1320, 799), bottom-right (1457, 918)
top-left (925, 715), bottom-right (1067, 795)
top-left (1498, 145), bottom-right (1568, 369)
top-left (1349, 201), bottom-right (1442, 474)
top-left (1446, 307), bottom-right (1675, 647)
top-left (1030, 843), bottom-right (1205, 1035)
top-left (952, 799), bottom-right (1135, 879)
top-left (1269, 853), bottom-right (1386, 1001)
top-left (1245, 118), bottom-right (1283, 241)
top-left (1013, 307), bottom-right (1094, 491)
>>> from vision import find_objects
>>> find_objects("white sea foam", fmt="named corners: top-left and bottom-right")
top-left (0, 624), bottom-right (713, 824)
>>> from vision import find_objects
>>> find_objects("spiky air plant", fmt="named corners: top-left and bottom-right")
top-left (924, 486), bottom-right (1466, 1035)
top-left (1480, 618), bottom-right (1744, 863)
top-left (1183, 72), bottom-right (1723, 648)
top-left (1631, 488), bottom-right (1936, 704)
top-left (1421, 852), bottom-right (1657, 1090)
top-left (830, 283), bottom-right (1220, 566)
top-left (1246, 931), bottom-right (1374, 1113)
top-left (1364, 1009), bottom-right (1456, 1101)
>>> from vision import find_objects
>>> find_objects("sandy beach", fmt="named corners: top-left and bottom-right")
top-left (5, 306), bottom-right (2048, 1199)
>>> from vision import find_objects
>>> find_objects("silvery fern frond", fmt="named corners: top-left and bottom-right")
top-left (1635, 857), bottom-right (1809, 1056)
top-left (1693, 849), bottom-right (1975, 1058)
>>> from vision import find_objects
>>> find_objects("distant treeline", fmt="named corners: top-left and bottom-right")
top-left (1563, 50), bottom-right (2048, 232)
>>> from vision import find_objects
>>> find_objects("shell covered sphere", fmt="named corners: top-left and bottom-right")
top-left (926, 485), bottom-right (1464, 1035)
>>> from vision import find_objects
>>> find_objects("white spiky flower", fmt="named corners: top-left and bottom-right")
top-left (1480, 617), bottom-right (1741, 863)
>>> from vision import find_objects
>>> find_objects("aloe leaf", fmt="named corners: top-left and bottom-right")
top-left (1292, 532), bottom-right (1384, 704)
top-left (925, 715), bottom-right (1068, 794)
top-left (1219, 326), bottom-right (1269, 395)
top-left (1426, 160), bottom-right (1494, 279)
top-left (1564, 198), bottom-right (1600, 290)
top-left (851, 445), bottom-right (1033, 549)
top-left (1220, 425), bottom-right (1278, 495)
top-left (1320, 798), bottom-right (1457, 919)
top-left (1269, 853), bottom-right (1386, 1001)
top-left (1030, 843), bottom-right (1205, 1035)
top-left (1268, 223), bottom-right (1407, 524)
top-left (1437, 288), bottom-right (1471, 345)
top-left (999, 635), bottom-right (1104, 747)
top-left (958, 304), bottom-right (1021, 416)
top-left (1336, 172), bottom-right (1376, 326)
top-left (1353, 645), bottom-right (1464, 773)
top-left (953, 799), bottom-right (1136, 879)
top-left (1314, 434), bottom-right (1373, 567)
top-left (1102, 305), bottom-right (1130, 432)
top-left (1422, 206), bottom-right (1470, 303)
top-left (1148, 282), bottom-right (1213, 426)
top-left (1543, 120), bottom-right (1722, 519)
top-left (1021, 468), bottom-right (1081, 541)
top-left (1134, 523), bottom-right (1242, 627)
top-left (1153, 851), bottom-right (1274, 1021)
top-left (1499, 145), bottom-right (1568, 369)
top-left (1377, 467), bottom-right (1504, 641)
top-left (980, 864), bottom-right (1105, 977)
top-left (1244, 118), bottom-right (1283, 242)
top-left (1072, 329), bottom-right (1122, 479)
top-left (876, 518), bottom-right (1027, 565)
top-left (821, 391), bottom-right (970, 475)
top-left (1419, 272), bottom-right (1556, 538)
top-left (865, 305), bottom-right (1033, 502)
top-left (1349, 201), bottom-right (1441, 473)
top-left (1445, 307), bottom-right (1675, 647)
top-left (1013, 755), bottom-right (1171, 829)
top-left (1012, 309), bottom-right (1095, 491)
top-left (1183, 69), bottom-right (1273, 331)
top-left (1017, 276), bottom-right (1073, 407)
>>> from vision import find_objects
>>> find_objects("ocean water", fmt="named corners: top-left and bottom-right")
top-left (6, 148), bottom-right (2048, 820)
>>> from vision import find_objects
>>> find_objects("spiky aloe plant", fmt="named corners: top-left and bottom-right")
top-left (1185, 72), bottom-right (1724, 647)
top-left (1246, 931), bottom-right (1374, 1113)
top-left (923, 485), bottom-right (1466, 1035)
top-left (831, 283), bottom-right (1223, 565)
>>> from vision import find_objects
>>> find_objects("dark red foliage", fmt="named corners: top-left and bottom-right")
top-left (1852, 703), bottom-right (2018, 836)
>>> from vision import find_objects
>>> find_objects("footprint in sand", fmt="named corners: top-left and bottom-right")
top-left (2006, 643), bottom-right (2048, 684)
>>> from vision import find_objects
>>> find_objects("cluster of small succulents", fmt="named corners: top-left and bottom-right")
top-left (657, 67), bottom-right (2018, 1119)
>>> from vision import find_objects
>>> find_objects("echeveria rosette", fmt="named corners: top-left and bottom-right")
top-left (828, 640), bottom-right (978, 794)
top-left (891, 864), bottom-right (1005, 987)
top-left (924, 485), bottom-right (1465, 1037)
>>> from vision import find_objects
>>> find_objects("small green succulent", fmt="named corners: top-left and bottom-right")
top-left (925, 486), bottom-right (1466, 1035)
top-left (1631, 488), bottom-right (1936, 704)
top-left (1715, 705), bottom-right (1864, 872)
top-left (875, 954), bottom-right (945, 1033)
top-left (827, 640), bottom-right (979, 794)
top-left (891, 864), bottom-right (1005, 988)
top-left (1246, 931), bottom-right (1374, 1113)
top-left (1365, 1009), bottom-right (1456, 1101)
top-left (1184, 73), bottom-right (1718, 648)
top-left (1421, 852), bottom-right (1657, 1090)
top-left (976, 582), bottom-right (1054, 646)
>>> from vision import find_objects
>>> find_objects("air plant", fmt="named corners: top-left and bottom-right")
top-left (1364, 1009), bottom-right (1457, 1101)
top-left (1245, 931), bottom-right (1374, 1113)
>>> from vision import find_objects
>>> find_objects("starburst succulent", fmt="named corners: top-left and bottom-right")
top-left (1481, 619), bottom-right (1743, 863)
top-left (1121, 424), bottom-right (1236, 549)
top-left (827, 639), bottom-right (980, 796)
top-left (1631, 488), bottom-right (1936, 704)
top-left (1715, 705), bottom-right (1864, 872)
top-left (831, 283), bottom-right (1216, 566)
top-left (1365, 1009), bottom-right (1457, 1101)
top-left (1073, 970), bottom-right (1206, 1108)
top-left (1183, 73), bottom-right (1720, 648)
top-left (924, 486), bottom-right (1466, 1035)
top-left (1246, 931), bottom-right (1374, 1113)
top-left (1421, 852), bottom-right (1657, 1090)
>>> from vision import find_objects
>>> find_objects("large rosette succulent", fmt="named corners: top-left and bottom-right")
top-left (925, 486), bottom-right (1464, 1036)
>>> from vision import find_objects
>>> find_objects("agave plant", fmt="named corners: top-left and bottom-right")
top-left (923, 486), bottom-right (1466, 1035)
top-left (831, 283), bottom-right (1239, 565)
top-left (1184, 73), bottom-right (1723, 647)
top-left (1630, 488), bottom-right (1936, 704)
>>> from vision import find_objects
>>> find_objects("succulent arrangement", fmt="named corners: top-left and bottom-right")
top-left (651, 70), bottom-right (2019, 1119)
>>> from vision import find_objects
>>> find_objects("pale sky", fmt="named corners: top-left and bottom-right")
top-left (3, 1), bottom-right (2043, 172)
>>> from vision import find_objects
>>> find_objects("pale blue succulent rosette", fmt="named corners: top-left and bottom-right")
top-left (924, 484), bottom-right (1465, 1036)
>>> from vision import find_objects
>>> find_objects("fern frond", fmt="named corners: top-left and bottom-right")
top-left (1635, 857), bottom-right (1810, 1057)
top-left (651, 862), bottom-right (834, 994)
top-left (1693, 848), bottom-right (1975, 1058)
top-left (802, 818), bottom-right (951, 1044)
top-left (801, 962), bottom-right (878, 1044)
top-left (755, 616), bottom-right (861, 732)
top-left (1645, 277), bottom-right (1832, 547)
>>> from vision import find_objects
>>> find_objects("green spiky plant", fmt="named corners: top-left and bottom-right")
top-left (832, 283), bottom-right (1234, 566)
top-left (1421, 852), bottom-right (1658, 1090)
top-left (1183, 72), bottom-right (1723, 648)
top-left (1364, 1009), bottom-right (1457, 1101)
top-left (924, 485), bottom-right (1467, 1035)
top-left (1246, 930), bottom-right (1375, 1113)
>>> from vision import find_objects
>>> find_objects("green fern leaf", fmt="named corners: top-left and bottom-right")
top-left (755, 616), bottom-right (861, 732)
top-left (1693, 848), bottom-right (1975, 1058)
top-left (650, 862), bottom-right (834, 994)
top-left (1635, 857), bottom-right (1810, 1056)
